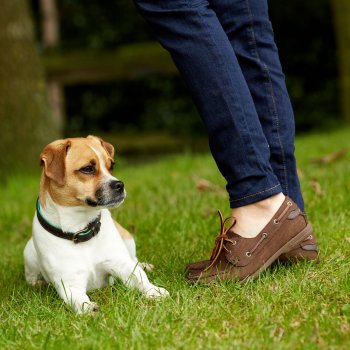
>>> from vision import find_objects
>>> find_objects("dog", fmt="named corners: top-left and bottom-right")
top-left (24, 136), bottom-right (169, 314)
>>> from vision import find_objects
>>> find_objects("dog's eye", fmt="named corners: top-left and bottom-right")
top-left (79, 166), bottom-right (95, 175)
top-left (109, 162), bottom-right (115, 172)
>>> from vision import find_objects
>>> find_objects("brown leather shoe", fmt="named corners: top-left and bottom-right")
top-left (278, 233), bottom-right (318, 262)
top-left (186, 197), bottom-right (314, 284)
top-left (187, 234), bottom-right (318, 272)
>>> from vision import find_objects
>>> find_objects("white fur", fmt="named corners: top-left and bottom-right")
top-left (24, 196), bottom-right (169, 314)
top-left (24, 138), bottom-right (169, 315)
top-left (24, 142), bottom-right (169, 314)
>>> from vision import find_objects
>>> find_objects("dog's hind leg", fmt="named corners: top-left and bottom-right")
top-left (122, 236), bottom-right (137, 262)
top-left (122, 239), bottom-right (155, 271)
top-left (114, 220), bottom-right (154, 271)
top-left (24, 238), bottom-right (47, 286)
top-left (114, 221), bottom-right (136, 257)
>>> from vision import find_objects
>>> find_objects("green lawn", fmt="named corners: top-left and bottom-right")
top-left (0, 128), bottom-right (349, 349)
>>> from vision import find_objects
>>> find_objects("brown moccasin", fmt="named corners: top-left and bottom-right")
top-left (187, 234), bottom-right (318, 272)
top-left (278, 233), bottom-right (318, 262)
top-left (186, 197), bottom-right (314, 284)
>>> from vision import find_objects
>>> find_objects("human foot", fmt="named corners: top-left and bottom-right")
top-left (186, 197), bottom-right (315, 284)
top-left (232, 193), bottom-right (285, 238)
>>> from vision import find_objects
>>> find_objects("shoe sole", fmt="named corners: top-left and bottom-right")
top-left (187, 241), bottom-right (318, 272)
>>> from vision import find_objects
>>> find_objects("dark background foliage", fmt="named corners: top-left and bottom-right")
top-left (32, 0), bottom-right (339, 136)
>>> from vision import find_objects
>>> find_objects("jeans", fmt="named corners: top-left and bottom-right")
top-left (133, 0), bottom-right (304, 210)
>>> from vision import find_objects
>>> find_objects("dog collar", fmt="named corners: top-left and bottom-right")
top-left (36, 198), bottom-right (102, 244)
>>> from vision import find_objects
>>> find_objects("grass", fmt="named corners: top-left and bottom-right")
top-left (0, 127), bottom-right (350, 350)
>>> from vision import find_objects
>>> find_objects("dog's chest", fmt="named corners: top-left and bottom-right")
top-left (33, 210), bottom-right (128, 290)
top-left (59, 238), bottom-right (119, 290)
top-left (85, 263), bottom-right (110, 290)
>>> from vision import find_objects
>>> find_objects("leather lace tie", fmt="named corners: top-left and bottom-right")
top-left (204, 210), bottom-right (236, 271)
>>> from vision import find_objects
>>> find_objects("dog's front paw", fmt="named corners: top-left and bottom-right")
top-left (26, 273), bottom-right (48, 287)
top-left (80, 301), bottom-right (100, 315)
top-left (139, 262), bottom-right (154, 272)
top-left (144, 285), bottom-right (169, 299)
top-left (27, 279), bottom-right (48, 287)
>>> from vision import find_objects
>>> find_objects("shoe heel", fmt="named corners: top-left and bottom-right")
top-left (283, 222), bottom-right (314, 254)
top-left (248, 223), bottom-right (314, 281)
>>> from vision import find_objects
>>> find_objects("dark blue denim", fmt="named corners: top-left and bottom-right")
top-left (133, 0), bottom-right (304, 210)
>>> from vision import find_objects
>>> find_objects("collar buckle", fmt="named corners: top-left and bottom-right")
top-left (36, 198), bottom-right (102, 244)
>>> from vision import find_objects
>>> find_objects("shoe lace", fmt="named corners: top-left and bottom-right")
top-left (204, 210), bottom-right (236, 272)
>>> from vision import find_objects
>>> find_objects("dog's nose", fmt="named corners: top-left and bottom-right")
top-left (109, 180), bottom-right (124, 192)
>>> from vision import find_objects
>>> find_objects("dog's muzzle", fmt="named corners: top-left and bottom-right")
top-left (109, 180), bottom-right (124, 193)
top-left (86, 180), bottom-right (126, 208)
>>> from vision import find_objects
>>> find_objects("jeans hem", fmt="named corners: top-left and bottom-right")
top-left (229, 183), bottom-right (282, 208)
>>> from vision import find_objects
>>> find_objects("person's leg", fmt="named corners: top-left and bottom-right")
top-left (133, 1), bottom-right (317, 281)
top-left (210, 0), bottom-right (304, 211)
top-left (133, 0), bottom-right (283, 219)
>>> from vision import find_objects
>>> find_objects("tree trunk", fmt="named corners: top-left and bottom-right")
top-left (39, 0), bottom-right (65, 131)
top-left (40, 0), bottom-right (60, 48)
top-left (332, 0), bottom-right (350, 123)
top-left (0, 0), bottom-right (61, 177)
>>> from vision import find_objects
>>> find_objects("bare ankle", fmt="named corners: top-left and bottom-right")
top-left (251, 193), bottom-right (285, 212)
top-left (232, 193), bottom-right (285, 238)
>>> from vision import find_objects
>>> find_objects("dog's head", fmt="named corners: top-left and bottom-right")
top-left (40, 135), bottom-right (125, 208)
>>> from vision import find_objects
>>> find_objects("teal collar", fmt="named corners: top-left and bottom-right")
top-left (36, 198), bottom-right (101, 243)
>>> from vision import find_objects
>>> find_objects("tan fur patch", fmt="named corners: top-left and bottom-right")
top-left (113, 220), bottom-right (133, 240)
top-left (39, 136), bottom-right (115, 207)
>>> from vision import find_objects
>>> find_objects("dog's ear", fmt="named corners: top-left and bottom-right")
top-left (40, 140), bottom-right (71, 186)
top-left (100, 138), bottom-right (115, 158)
top-left (87, 135), bottom-right (115, 158)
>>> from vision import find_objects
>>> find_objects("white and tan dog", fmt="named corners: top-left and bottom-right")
top-left (24, 136), bottom-right (169, 314)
